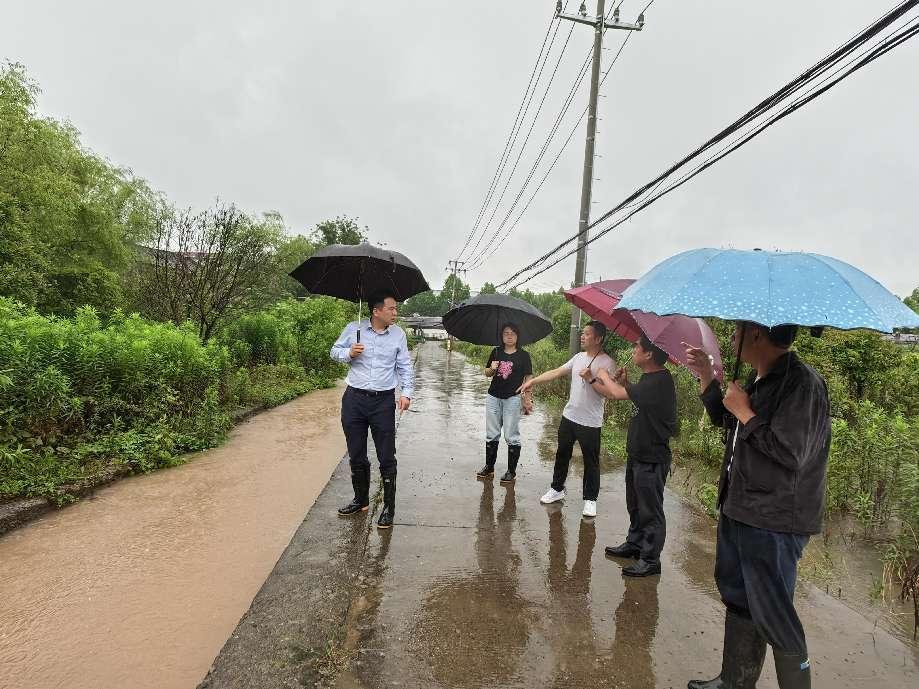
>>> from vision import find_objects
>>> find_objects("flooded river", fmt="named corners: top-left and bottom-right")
top-left (0, 385), bottom-right (346, 689)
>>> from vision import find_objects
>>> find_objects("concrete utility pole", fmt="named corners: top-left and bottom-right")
top-left (445, 259), bottom-right (467, 350)
top-left (558, 0), bottom-right (645, 354)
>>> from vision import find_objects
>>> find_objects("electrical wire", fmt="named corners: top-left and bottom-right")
top-left (454, 6), bottom-right (565, 263)
top-left (504, 17), bottom-right (919, 290)
top-left (495, 0), bottom-right (919, 289)
top-left (464, 1), bottom-right (630, 271)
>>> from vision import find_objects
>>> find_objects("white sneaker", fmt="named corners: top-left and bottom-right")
top-left (582, 500), bottom-right (597, 518)
top-left (540, 488), bottom-right (566, 504)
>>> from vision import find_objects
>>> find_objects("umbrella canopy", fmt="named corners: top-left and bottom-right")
top-left (617, 248), bottom-right (919, 333)
top-left (289, 241), bottom-right (430, 303)
top-left (565, 280), bottom-right (724, 380)
top-left (443, 293), bottom-right (552, 347)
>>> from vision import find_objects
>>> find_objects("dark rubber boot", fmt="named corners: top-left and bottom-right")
top-left (500, 444), bottom-right (521, 483)
top-left (605, 542), bottom-right (641, 558)
top-left (687, 609), bottom-right (767, 689)
top-left (377, 470), bottom-right (397, 529)
top-left (477, 441), bottom-right (499, 477)
top-left (338, 465), bottom-right (370, 515)
top-left (773, 649), bottom-right (811, 689)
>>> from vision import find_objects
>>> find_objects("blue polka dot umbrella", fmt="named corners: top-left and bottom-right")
top-left (617, 248), bottom-right (919, 333)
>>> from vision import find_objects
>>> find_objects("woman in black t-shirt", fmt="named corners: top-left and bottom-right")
top-left (476, 323), bottom-right (533, 483)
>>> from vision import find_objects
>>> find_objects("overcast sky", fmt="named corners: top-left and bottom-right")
top-left (4, 1), bottom-right (917, 296)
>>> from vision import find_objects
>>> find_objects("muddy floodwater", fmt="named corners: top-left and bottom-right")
top-left (0, 385), bottom-right (346, 689)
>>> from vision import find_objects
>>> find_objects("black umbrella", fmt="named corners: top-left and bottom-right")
top-left (443, 293), bottom-right (552, 346)
top-left (289, 241), bottom-right (430, 341)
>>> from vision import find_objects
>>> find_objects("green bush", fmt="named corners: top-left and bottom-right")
top-left (0, 296), bottom-right (350, 501)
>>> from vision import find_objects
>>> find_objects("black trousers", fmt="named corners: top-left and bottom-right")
top-left (715, 514), bottom-right (809, 654)
top-left (551, 415), bottom-right (601, 501)
top-left (625, 459), bottom-right (669, 563)
top-left (341, 386), bottom-right (396, 474)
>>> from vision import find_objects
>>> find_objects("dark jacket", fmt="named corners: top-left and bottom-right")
top-left (700, 351), bottom-right (830, 535)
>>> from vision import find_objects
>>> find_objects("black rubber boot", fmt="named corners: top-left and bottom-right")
top-left (605, 542), bottom-right (641, 559)
top-left (377, 470), bottom-right (397, 529)
top-left (500, 444), bottom-right (521, 483)
top-left (477, 441), bottom-right (499, 477)
top-left (773, 649), bottom-right (811, 689)
top-left (338, 464), bottom-right (370, 515)
top-left (687, 609), bottom-right (767, 689)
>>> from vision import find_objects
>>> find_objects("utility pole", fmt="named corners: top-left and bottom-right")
top-left (558, 0), bottom-right (645, 353)
top-left (445, 259), bottom-right (467, 350)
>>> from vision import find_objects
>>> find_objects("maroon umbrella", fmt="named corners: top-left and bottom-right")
top-left (565, 280), bottom-right (723, 381)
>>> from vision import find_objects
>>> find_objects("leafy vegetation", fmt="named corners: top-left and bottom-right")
top-left (0, 297), bottom-right (348, 502)
top-left (0, 63), bottom-right (357, 504)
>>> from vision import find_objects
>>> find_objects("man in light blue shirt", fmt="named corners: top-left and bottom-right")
top-left (330, 290), bottom-right (413, 529)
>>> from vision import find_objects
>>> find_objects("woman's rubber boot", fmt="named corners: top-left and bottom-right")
top-left (338, 465), bottom-right (370, 515)
top-left (377, 470), bottom-right (397, 529)
top-left (501, 445), bottom-right (521, 483)
top-left (773, 649), bottom-right (811, 689)
top-left (687, 609), bottom-right (766, 689)
top-left (477, 441), bottom-right (499, 478)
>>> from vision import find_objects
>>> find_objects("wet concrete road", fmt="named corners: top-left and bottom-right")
top-left (201, 342), bottom-right (917, 689)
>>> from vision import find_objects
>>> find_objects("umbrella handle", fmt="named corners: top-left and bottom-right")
top-left (356, 298), bottom-right (362, 343)
top-left (730, 323), bottom-right (746, 382)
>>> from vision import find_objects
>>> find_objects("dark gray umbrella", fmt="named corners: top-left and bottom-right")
top-left (289, 241), bottom-right (429, 342)
top-left (289, 241), bottom-right (430, 302)
top-left (443, 293), bottom-right (552, 346)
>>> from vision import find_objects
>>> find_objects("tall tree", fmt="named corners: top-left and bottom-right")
top-left (311, 215), bottom-right (367, 246)
top-left (0, 62), bottom-right (157, 315)
top-left (142, 203), bottom-right (284, 340)
top-left (905, 286), bottom-right (919, 314)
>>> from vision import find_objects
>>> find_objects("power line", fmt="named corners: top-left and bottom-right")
top-left (497, 0), bottom-right (919, 289)
top-left (464, 0), bottom-right (630, 271)
top-left (453, 7), bottom-right (564, 263)
top-left (467, 29), bottom-right (635, 272)
top-left (462, 19), bottom-right (579, 265)
top-left (507, 19), bottom-right (919, 289)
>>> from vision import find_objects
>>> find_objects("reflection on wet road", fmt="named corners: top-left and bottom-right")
top-left (335, 342), bottom-right (916, 689)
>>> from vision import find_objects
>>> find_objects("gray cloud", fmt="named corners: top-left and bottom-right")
top-left (4, 1), bottom-right (917, 296)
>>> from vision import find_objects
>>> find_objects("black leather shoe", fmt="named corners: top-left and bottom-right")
top-left (476, 465), bottom-right (495, 478)
top-left (337, 498), bottom-right (368, 516)
top-left (499, 470), bottom-right (516, 483)
top-left (605, 542), bottom-right (641, 559)
top-left (622, 559), bottom-right (661, 577)
top-left (377, 472), bottom-right (396, 529)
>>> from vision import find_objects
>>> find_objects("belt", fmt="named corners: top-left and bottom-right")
top-left (348, 386), bottom-right (395, 397)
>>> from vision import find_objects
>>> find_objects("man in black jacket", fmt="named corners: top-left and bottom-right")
top-left (684, 322), bottom-right (830, 689)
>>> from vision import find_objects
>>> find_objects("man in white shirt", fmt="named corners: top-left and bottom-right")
top-left (518, 321), bottom-right (613, 517)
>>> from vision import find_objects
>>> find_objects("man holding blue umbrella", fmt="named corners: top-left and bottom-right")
top-left (685, 324), bottom-right (828, 689)
top-left (618, 247), bottom-right (919, 689)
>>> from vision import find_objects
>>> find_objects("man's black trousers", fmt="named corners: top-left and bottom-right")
top-left (551, 416), bottom-right (601, 501)
top-left (715, 514), bottom-right (809, 655)
top-left (341, 386), bottom-right (396, 473)
top-left (625, 458), bottom-right (669, 563)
